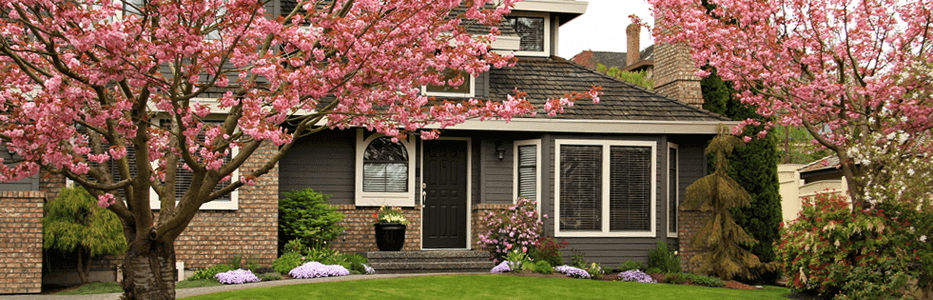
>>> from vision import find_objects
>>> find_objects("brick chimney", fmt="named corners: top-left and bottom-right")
top-left (626, 23), bottom-right (640, 66)
top-left (652, 19), bottom-right (704, 108)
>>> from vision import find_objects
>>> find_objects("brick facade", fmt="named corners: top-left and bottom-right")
top-left (172, 141), bottom-right (279, 269)
top-left (0, 191), bottom-right (45, 294)
top-left (330, 205), bottom-right (422, 253)
top-left (470, 203), bottom-right (510, 252)
top-left (677, 209), bottom-right (712, 273)
top-left (652, 18), bottom-right (704, 109)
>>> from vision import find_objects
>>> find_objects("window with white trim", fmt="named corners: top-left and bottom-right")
top-left (355, 131), bottom-right (416, 206)
top-left (513, 140), bottom-right (541, 210)
top-left (423, 69), bottom-right (475, 98)
top-left (667, 143), bottom-right (679, 237)
top-left (555, 140), bottom-right (656, 237)
top-left (505, 12), bottom-right (551, 57)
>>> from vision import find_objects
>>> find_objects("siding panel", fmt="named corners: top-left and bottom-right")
top-left (279, 130), bottom-right (356, 204)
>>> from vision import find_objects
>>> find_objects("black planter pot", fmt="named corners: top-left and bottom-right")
top-left (374, 223), bottom-right (406, 251)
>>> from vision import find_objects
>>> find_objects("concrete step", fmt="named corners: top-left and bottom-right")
top-left (362, 250), bottom-right (494, 274)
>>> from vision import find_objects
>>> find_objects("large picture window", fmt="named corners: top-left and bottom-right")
top-left (355, 130), bottom-right (416, 207)
top-left (555, 140), bottom-right (656, 237)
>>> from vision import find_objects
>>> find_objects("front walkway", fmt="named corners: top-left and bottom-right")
top-left (0, 272), bottom-right (483, 300)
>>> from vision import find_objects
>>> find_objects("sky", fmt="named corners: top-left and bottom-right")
top-left (556, 0), bottom-right (655, 59)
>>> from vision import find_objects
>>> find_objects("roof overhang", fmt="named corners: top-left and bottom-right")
top-left (426, 118), bottom-right (738, 134)
top-left (512, 0), bottom-right (588, 25)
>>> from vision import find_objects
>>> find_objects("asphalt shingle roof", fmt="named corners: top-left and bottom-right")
top-left (488, 56), bottom-right (728, 122)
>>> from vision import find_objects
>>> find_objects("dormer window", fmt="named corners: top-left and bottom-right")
top-left (423, 69), bottom-right (475, 98)
top-left (506, 12), bottom-right (551, 57)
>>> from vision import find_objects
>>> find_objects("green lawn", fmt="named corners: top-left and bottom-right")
top-left (184, 275), bottom-right (792, 300)
top-left (56, 279), bottom-right (223, 295)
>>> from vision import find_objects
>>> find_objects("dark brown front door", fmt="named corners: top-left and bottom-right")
top-left (423, 140), bottom-right (468, 248)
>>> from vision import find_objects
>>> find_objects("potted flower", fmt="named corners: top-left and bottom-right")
top-left (373, 206), bottom-right (409, 251)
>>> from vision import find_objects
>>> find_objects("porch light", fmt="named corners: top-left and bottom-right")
top-left (496, 144), bottom-right (505, 161)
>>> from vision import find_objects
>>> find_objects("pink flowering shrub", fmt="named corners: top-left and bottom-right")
top-left (477, 198), bottom-right (544, 263)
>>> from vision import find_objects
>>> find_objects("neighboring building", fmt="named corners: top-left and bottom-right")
top-left (570, 24), bottom-right (655, 80)
top-left (1, 0), bottom-right (731, 293)
top-left (777, 157), bottom-right (850, 224)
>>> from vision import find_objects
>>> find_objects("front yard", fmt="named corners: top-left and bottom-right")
top-left (183, 275), bottom-right (791, 300)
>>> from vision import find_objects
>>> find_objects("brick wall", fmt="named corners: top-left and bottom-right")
top-left (0, 191), bottom-right (44, 294)
top-left (330, 205), bottom-right (422, 253)
top-left (173, 141), bottom-right (279, 269)
top-left (678, 209), bottom-right (712, 273)
top-left (470, 203), bottom-right (510, 252)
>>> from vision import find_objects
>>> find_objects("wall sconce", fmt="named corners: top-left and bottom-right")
top-left (495, 143), bottom-right (505, 161)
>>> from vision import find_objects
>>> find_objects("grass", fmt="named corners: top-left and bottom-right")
top-left (183, 275), bottom-right (792, 300)
top-left (55, 279), bottom-right (223, 295)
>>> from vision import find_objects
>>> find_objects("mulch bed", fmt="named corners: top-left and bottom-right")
top-left (505, 270), bottom-right (758, 290)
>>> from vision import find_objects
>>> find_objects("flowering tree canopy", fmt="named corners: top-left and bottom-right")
top-left (0, 0), bottom-right (597, 298)
top-left (642, 0), bottom-right (933, 209)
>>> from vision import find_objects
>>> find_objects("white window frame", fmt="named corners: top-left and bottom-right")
top-left (554, 139), bottom-right (657, 237)
top-left (151, 119), bottom-right (239, 210)
top-left (513, 139), bottom-right (542, 214)
top-left (505, 12), bottom-right (551, 57)
top-left (355, 130), bottom-right (417, 207)
top-left (422, 73), bottom-right (476, 98)
top-left (667, 143), bottom-right (679, 238)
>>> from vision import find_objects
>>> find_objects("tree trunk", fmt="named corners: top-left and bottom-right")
top-left (76, 248), bottom-right (89, 284)
top-left (121, 238), bottom-right (177, 300)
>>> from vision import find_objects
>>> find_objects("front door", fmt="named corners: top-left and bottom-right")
top-left (422, 140), bottom-right (468, 248)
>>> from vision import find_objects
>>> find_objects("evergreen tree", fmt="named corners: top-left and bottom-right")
top-left (701, 69), bottom-right (783, 283)
top-left (683, 129), bottom-right (760, 280)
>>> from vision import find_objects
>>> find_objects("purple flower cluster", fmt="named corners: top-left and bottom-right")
top-left (554, 265), bottom-right (591, 279)
top-left (490, 261), bottom-right (512, 273)
top-left (362, 263), bottom-right (376, 274)
top-left (288, 262), bottom-right (350, 279)
top-left (214, 269), bottom-right (261, 285)
top-left (477, 197), bottom-right (545, 262)
top-left (617, 270), bottom-right (656, 283)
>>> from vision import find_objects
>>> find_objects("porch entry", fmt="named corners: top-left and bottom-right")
top-left (422, 140), bottom-right (468, 249)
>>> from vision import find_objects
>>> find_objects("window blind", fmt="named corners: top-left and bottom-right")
top-left (609, 146), bottom-right (651, 231)
top-left (363, 137), bottom-right (409, 192)
top-left (559, 145), bottom-right (602, 231)
top-left (517, 145), bottom-right (537, 201)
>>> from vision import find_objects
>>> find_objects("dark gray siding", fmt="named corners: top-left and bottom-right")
top-left (667, 135), bottom-right (712, 249)
top-left (0, 146), bottom-right (39, 191)
top-left (279, 129), bottom-right (356, 204)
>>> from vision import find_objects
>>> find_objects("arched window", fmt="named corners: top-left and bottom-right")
top-left (362, 137), bottom-right (409, 192)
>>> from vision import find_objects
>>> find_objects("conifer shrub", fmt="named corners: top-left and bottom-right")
top-left (278, 188), bottom-right (345, 249)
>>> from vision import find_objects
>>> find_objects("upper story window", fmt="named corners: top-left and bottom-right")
top-left (424, 69), bottom-right (475, 98)
top-left (505, 12), bottom-right (551, 57)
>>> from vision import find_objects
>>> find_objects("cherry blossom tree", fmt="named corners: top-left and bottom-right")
top-left (641, 0), bottom-right (933, 210)
top-left (0, 0), bottom-right (598, 298)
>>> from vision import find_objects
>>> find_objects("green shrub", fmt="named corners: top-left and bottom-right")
top-left (259, 272), bottom-right (282, 281)
top-left (585, 263), bottom-right (604, 279)
top-left (283, 239), bottom-right (305, 254)
top-left (273, 252), bottom-right (305, 274)
top-left (306, 246), bottom-right (338, 263)
top-left (647, 241), bottom-right (681, 273)
top-left (279, 188), bottom-right (345, 248)
top-left (531, 261), bottom-right (553, 274)
top-left (663, 273), bottom-right (686, 284)
top-left (617, 260), bottom-right (645, 272)
top-left (644, 267), bottom-right (662, 274)
top-left (189, 264), bottom-right (235, 281)
top-left (42, 186), bottom-right (127, 284)
top-left (570, 251), bottom-right (587, 269)
top-left (685, 273), bottom-right (725, 287)
top-left (527, 236), bottom-right (567, 267)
